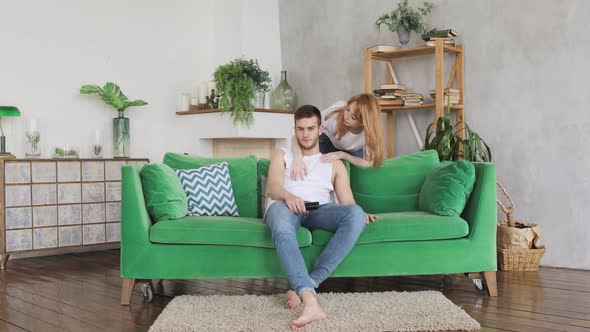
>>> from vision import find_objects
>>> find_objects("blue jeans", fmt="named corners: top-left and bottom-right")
top-left (264, 201), bottom-right (366, 297)
top-left (319, 133), bottom-right (364, 158)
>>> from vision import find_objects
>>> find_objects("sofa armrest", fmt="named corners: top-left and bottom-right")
top-left (461, 163), bottom-right (497, 243)
top-left (121, 165), bottom-right (153, 275)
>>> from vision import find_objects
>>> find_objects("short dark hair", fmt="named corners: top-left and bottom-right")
top-left (294, 105), bottom-right (321, 125)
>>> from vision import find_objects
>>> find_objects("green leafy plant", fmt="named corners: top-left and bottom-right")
top-left (25, 131), bottom-right (41, 154)
top-left (213, 58), bottom-right (271, 125)
top-left (54, 147), bottom-right (79, 158)
top-left (424, 97), bottom-right (492, 162)
top-left (375, 0), bottom-right (434, 33)
top-left (79, 82), bottom-right (148, 115)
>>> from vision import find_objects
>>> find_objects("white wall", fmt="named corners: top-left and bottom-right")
top-left (0, 0), bottom-right (283, 163)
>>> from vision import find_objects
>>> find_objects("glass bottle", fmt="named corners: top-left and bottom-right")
top-left (271, 70), bottom-right (297, 111)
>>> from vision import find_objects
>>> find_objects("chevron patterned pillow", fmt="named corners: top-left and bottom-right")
top-left (175, 162), bottom-right (239, 216)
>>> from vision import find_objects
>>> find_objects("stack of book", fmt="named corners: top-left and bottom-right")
top-left (429, 88), bottom-right (461, 106)
top-left (422, 29), bottom-right (458, 46)
top-left (399, 92), bottom-right (424, 106)
top-left (374, 83), bottom-right (406, 107)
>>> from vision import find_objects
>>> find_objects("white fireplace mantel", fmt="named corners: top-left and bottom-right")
top-left (177, 110), bottom-right (295, 157)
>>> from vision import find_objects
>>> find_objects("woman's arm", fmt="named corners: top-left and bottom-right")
top-left (290, 135), bottom-right (307, 180)
top-left (321, 151), bottom-right (374, 167)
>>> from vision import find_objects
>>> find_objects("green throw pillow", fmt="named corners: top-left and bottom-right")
top-left (140, 164), bottom-right (188, 222)
top-left (419, 160), bottom-right (476, 216)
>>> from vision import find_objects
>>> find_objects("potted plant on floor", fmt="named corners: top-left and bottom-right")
top-left (80, 82), bottom-right (148, 158)
top-left (375, 0), bottom-right (434, 46)
top-left (213, 58), bottom-right (271, 126)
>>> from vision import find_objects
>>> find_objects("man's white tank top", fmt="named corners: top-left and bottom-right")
top-left (265, 148), bottom-right (334, 213)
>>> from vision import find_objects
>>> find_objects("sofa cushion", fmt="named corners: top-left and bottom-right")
top-left (350, 150), bottom-right (440, 213)
top-left (311, 211), bottom-right (468, 245)
top-left (419, 160), bottom-right (476, 216)
top-left (140, 163), bottom-right (188, 222)
top-left (164, 153), bottom-right (258, 218)
top-left (150, 216), bottom-right (312, 248)
top-left (176, 162), bottom-right (239, 217)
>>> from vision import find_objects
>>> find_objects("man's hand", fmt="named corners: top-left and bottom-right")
top-left (290, 157), bottom-right (308, 181)
top-left (320, 151), bottom-right (346, 164)
top-left (366, 213), bottom-right (377, 224)
top-left (285, 194), bottom-right (307, 214)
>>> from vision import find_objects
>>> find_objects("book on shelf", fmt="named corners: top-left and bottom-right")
top-left (368, 44), bottom-right (400, 53)
top-left (380, 83), bottom-right (406, 90)
top-left (425, 39), bottom-right (456, 46)
top-left (429, 88), bottom-right (460, 94)
top-left (378, 99), bottom-right (404, 106)
top-left (422, 29), bottom-right (458, 41)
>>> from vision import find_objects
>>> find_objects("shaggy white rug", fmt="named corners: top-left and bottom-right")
top-left (149, 290), bottom-right (480, 332)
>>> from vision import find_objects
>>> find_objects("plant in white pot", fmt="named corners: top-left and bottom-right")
top-left (80, 82), bottom-right (148, 158)
top-left (375, 0), bottom-right (434, 46)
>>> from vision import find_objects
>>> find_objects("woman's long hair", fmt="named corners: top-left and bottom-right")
top-left (326, 93), bottom-right (384, 167)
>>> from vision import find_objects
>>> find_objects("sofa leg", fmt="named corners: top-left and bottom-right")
top-left (483, 271), bottom-right (497, 297)
top-left (121, 278), bottom-right (136, 305)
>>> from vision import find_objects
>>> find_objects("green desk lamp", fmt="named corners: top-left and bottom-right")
top-left (0, 106), bottom-right (20, 159)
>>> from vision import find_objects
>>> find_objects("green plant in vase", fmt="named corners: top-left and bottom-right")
top-left (25, 131), bottom-right (41, 158)
top-left (375, 0), bottom-right (433, 45)
top-left (80, 82), bottom-right (148, 158)
top-left (213, 58), bottom-right (271, 125)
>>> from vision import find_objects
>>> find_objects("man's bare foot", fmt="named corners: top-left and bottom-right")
top-left (289, 291), bottom-right (326, 330)
top-left (285, 290), bottom-right (302, 309)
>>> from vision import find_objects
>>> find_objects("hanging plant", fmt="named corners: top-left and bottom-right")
top-left (213, 58), bottom-right (271, 126)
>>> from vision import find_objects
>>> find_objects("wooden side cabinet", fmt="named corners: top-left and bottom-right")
top-left (0, 158), bottom-right (148, 269)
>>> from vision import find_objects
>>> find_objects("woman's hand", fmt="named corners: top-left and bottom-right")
top-left (320, 151), bottom-right (346, 163)
top-left (290, 157), bottom-right (308, 181)
top-left (366, 213), bottom-right (377, 224)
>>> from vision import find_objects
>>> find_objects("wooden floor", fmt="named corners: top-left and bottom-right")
top-left (0, 250), bottom-right (588, 332)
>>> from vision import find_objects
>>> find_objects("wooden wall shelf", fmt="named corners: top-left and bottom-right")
top-left (365, 39), bottom-right (465, 157)
top-left (379, 103), bottom-right (463, 112)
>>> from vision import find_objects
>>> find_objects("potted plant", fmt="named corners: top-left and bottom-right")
top-left (423, 113), bottom-right (492, 162)
top-left (375, 0), bottom-right (434, 46)
top-left (80, 82), bottom-right (148, 158)
top-left (213, 58), bottom-right (271, 125)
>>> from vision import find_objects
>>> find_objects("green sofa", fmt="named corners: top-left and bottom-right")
top-left (120, 150), bottom-right (497, 305)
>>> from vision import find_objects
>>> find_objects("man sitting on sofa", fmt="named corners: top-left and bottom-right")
top-left (265, 104), bottom-right (376, 329)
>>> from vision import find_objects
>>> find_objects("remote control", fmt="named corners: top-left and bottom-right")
top-left (304, 201), bottom-right (320, 210)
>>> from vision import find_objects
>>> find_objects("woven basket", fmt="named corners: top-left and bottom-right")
top-left (497, 248), bottom-right (545, 271)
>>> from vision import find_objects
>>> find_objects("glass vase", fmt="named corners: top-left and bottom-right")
top-left (25, 130), bottom-right (41, 158)
top-left (271, 70), bottom-right (297, 111)
top-left (113, 111), bottom-right (130, 158)
top-left (253, 89), bottom-right (266, 108)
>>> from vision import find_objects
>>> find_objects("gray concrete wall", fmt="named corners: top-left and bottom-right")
top-left (278, 0), bottom-right (590, 269)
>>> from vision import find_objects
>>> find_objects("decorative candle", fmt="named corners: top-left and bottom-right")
top-left (178, 93), bottom-right (191, 111)
top-left (94, 129), bottom-right (103, 144)
top-left (29, 119), bottom-right (38, 132)
top-left (199, 81), bottom-right (209, 103)
top-left (194, 85), bottom-right (200, 104)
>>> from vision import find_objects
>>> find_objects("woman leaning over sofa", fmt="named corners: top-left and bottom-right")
top-left (290, 93), bottom-right (384, 180)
